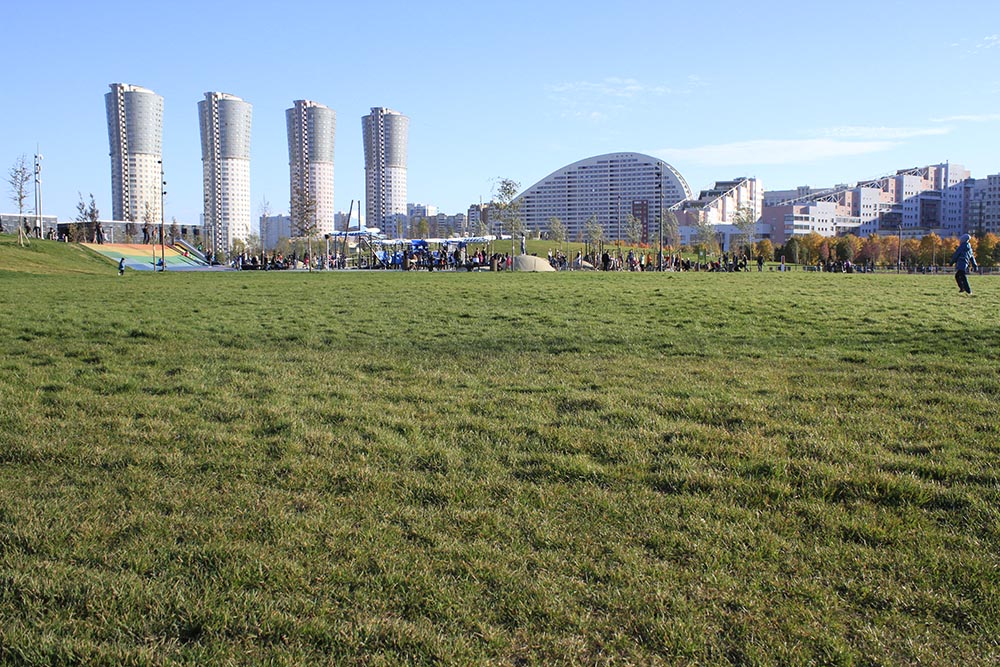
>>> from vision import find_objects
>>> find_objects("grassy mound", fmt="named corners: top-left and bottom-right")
top-left (0, 234), bottom-right (115, 275)
top-left (1, 270), bottom-right (998, 664)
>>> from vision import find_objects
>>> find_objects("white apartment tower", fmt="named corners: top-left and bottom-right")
top-left (105, 83), bottom-right (163, 224)
top-left (515, 153), bottom-right (692, 242)
top-left (363, 107), bottom-right (409, 237)
top-left (199, 92), bottom-right (252, 254)
top-left (286, 100), bottom-right (336, 238)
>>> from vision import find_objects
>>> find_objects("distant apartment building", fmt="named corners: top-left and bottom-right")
top-left (407, 203), bottom-right (437, 220)
top-left (335, 207), bottom-right (364, 231)
top-left (468, 204), bottom-right (488, 234)
top-left (105, 83), bottom-right (163, 224)
top-left (853, 164), bottom-right (969, 235)
top-left (448, 212), bottom-right (467, 235)
top-left (363, 107), bottom-right (409, 237)
top-left (966, 173), bottom-right (1000, 235)
top-left (675, 177), bottom-right (764, 251)
top-left (762, 163), bottom-right (972, 244)
top-left (260, 213), bottom-right (292, 251)
top-left (515, 152), bottom-right (692, 242)
top-left (199, 92), bottom-right (252, 254)
top-left (287, 100), bottom-right (336, 238)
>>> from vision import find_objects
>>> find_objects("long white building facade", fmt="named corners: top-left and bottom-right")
top-left (105, 83), bottom-right (163, 224)
top-left (515, 153), bottom-right (692, 242)
top-left (286, 100), bottom-right (336, 238)
top-left (199, 92), bottom-right (252, 253)
top-left (362, 107), bottom-right (409, 238)
top-left (675, 177), bottom-right (765, 251)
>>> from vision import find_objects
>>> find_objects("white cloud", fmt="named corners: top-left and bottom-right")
top-left (548, 77), bottom-right (674, 99)
top-left (547, 77), bottom-right (678, 123)
top-left (820, 125), bottom-right (951, 139)
top-left (930, 113), bottom-right (1000, 123)
top-left (654, 139), bottom-right (897, 166)
top-left (955, 34), bottom-right (1000, 56)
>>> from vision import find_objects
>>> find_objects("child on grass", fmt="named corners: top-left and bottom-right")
top-left (951, 234), bottom-right (978, 295)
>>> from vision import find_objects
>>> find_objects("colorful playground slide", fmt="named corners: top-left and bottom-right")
top-left (81, 243), bottom-right (215, 271)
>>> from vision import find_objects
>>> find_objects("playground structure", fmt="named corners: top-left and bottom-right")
top-left (81, 243), bottom-right (215, 271)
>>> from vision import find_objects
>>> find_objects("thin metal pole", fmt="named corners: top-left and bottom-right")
top-left (34, 151), bottom-right (42, 238)
top-left (896, 223), bottom-right (903, 273)
top-left (160, 162), bottom-right (166, 271)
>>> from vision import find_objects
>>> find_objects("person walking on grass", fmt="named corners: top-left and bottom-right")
top-left (951, 233), bottom-right (978, 295)
top-left (118, 257), bottom-right (126, 276)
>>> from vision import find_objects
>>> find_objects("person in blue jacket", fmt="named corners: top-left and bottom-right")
top-left (951, 234), bottom-right (978, 294)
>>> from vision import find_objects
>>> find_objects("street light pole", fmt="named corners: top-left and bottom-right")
top-left (897, 224), bottom-right (902, 274)
top-left (33, 151), bottom-right (43, 238)
top-left (160, 162), bottom-right (167, 271)
top-left (657, 164), bottom-right (663, 272)
top-left (617, 195), bottom-right (622, 262)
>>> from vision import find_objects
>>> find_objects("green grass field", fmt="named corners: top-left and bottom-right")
top-left (1, 236), bottom-right (998, 665)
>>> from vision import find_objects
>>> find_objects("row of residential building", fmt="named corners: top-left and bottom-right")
top-left (507, 153), bottom-right (1000, 252)
top-left (103, 83), bottom-right (410, 255)
top-left (9, 85), bottom-right (1000, 253)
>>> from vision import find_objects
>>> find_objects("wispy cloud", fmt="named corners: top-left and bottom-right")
top-left (547, 76), bottom-right (684, 122)
top-left (654, 139), bottom-right (896, 166)
top-left (976, 34), bottom-right (1000, 51)
top-left (819, 125), bottom-right (951, 139)
top-left (548, 77), bottom-right (674, 99)
top-left (930, 113), bottom-right (1000, 123)
top-left (953, 34), bottom-right (1000, 56)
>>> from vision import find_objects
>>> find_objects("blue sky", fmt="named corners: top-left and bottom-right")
top-left (4, 0), bottom-right (1000, 223)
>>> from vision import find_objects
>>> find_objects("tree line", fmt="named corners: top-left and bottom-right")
top-left (775, 231), bottom-right (999, 268)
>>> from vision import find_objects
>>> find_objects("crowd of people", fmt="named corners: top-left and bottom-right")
top-left (213, 245), bottom-right (985, 276)
top-left (225, 246), bottom-right (522, 272)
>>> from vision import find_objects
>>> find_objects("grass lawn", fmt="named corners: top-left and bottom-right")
top-left (1, 237), bottom-right (998, 665)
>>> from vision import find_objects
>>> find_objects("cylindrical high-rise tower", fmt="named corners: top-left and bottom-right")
top-left (362, 107), bottom-right (409, 238)
top-left (286, 100), bottom-right (336, 238)
top-left (199, 92), bottom-right (252, 254)
top-left (105, 83), bottom-right (163, 224)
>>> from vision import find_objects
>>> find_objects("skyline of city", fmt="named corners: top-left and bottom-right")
top-left (3, 1), bottom-right (1000, 226)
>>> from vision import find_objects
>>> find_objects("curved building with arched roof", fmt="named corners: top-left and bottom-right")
top-left (514, 152), bottom-right (691, 243)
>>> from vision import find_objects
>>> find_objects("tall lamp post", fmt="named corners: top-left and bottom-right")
top-left (617, 195), bottom-right (622, 261)
top-left (897, 224), bottom-right (902, 274)
top-left (657, 164), bottom-right (664, 272)
top-left (33, 151), bottom-right (43, 238)
top-left (160, 162), bottom-right (167, 271)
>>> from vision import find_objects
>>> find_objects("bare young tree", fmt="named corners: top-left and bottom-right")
top-left (7, 155), bottom-right (32, 246)
top-left (547, 217), bottom-right (566, 244)
top-left (291, 185), bottom-right (318, 270)
top-left (662, 211), bottom-right (679, 249)
top-left (692, 212), bottom-right (718, 255)
top-left (125, 215), bottom-right (137, 243)
top-left (624, 213), bottom-right (643, 246)
top-left (493, 178), bottom-right (524, 239)
top-left (731, 205), bottom-right (758, 256)
top-left (142, 200), bottom-right (155, 244)
top-left (257, 197), bottom-right (271, 262)
top-left (583, 215), bottom-right (604, 244)
top-left (75, 193), bottom-right (100, 244)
